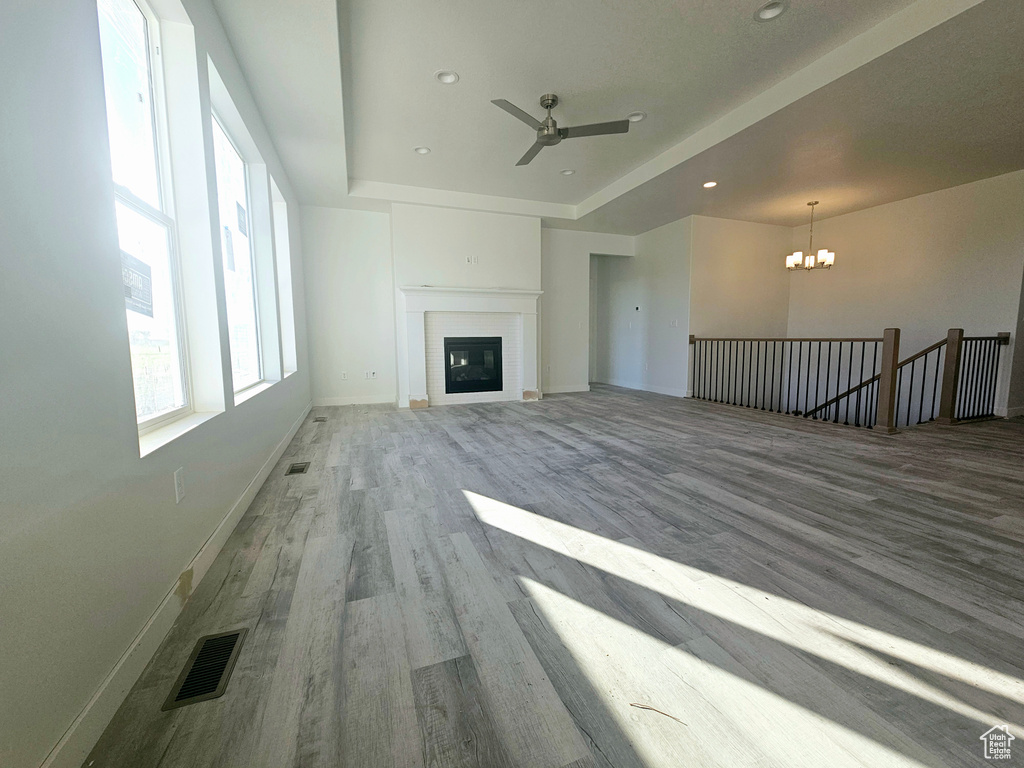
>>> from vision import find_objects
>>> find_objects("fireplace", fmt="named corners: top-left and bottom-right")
top-left (444, 337), bottom-right (503, 394)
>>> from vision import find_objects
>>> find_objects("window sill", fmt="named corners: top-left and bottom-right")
top-left (233, 379), bottom-right (275, 406)
top-left (139, 411), bottom-right (220, 457)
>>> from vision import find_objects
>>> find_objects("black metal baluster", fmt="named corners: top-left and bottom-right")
top-left (843, 342), bottom-right (854, 425)
top-left (748, 341), bottom-right (755, 409)
top-left (929, 346), bottom-right (941, 420)
top-left (697, 340), bottom-right (703, 399)
top-left (832, 342), bottom-right (843, 423)
top-left (731, 340), bottom-right (738, 405)
top-left (985, 340), bottom-right (999, 416)
top-left (852, 342), bottom-right (864, 427)
top-left (963, 340), bottom-right (978, 418)
top-left (745, 340), bottom-right (752, 407)
top-left (907, 359), bottom-right (916, 425)
top-left (989, 341), bottom-right (1004, 416)
top-left (979, 340), bottom-right (992, 416)
top-left (963, 340), bottom-right (976, 418)
top-left (896, 366), bottom-right (904, 427)
top-left (980, 340), bottom-right (995, 416)
top-left (768, 341), bottom-right (777, 412)
top-left (754, 341), bottom-right (762, 409)
top-left (713, 341), bottom-right (720, 403)
top-left (724, 341), bottom-right (731, 404)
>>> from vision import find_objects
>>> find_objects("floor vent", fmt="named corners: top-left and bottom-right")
top-left (162, 629), bottom-right (247, 711)
top-left (313, 416), bottom-right (328, 423)
top-left (286, 462), bottom-right (310, 475)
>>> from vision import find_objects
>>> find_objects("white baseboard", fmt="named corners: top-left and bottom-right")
top-left (314, 394), bottom-right (396, 407)
top-left (645, 383), bottom-right (689, 399)
top-left (40, 401), bottom-right (312, 768)
top-left (543, 384), bottom-right (591, 394)
top-left (597, 379), bottom-right (689, 399)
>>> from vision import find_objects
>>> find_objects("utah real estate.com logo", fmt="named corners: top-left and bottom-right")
top-left (980, 724), bottom-right (1014, 760)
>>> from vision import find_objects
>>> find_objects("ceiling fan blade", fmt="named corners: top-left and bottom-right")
top-left (492, 99), bottom-right (543, 130)
top-left (559, 119), bottom-right (630, 139)
top-left (516, 142), bottom-right (544, 166)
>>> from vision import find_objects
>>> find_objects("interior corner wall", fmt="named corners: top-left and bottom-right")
top-left (688, 215), bottom-right (792, 338)
top-left (301, 206), bottom-right (398, 406)
top-left (0, 2), bottom-right (311, 767)
top-left (541, 229), bottom-right (634, 394)
top-left (786, 170), bottom-right (1024, 415)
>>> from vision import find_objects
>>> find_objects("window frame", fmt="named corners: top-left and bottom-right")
top-left (100, 0), bottom-right (194, 434)
top-left (211, 112), bottom-right (265, 394)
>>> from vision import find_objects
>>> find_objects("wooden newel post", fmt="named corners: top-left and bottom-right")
top-left (875, 328), bottom-right (901, 434)
top-left (937, 328), bottom-right (964, 424)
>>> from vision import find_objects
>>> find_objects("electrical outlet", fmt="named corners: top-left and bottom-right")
top-left (466, 255), bottom-right (472, 263)
top-left (364, 371), bottom-right (370, 379)
top-left (174, 468), bottom-right (185, 504)
top-left (472, 255), bottom-right (479, 264)
top-left (341, 372), bottom-right (347, 380)
top-left (670, 319), bottom-right (678, 328)
top-left (371, 371), bottom-right (377, 379)
top-left (645, 363), bottom-right (649, 372)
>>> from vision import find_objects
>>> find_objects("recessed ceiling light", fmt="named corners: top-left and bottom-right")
top-left (754, 1), bottom-right (788, 22)
top-left (560, 169), bottom-right (575, 176)
top-left (434, 70), bottom-right (459, 84)
top-left (627, 111), bottom-right (647, 123)
top-left (703, 181), bottom-right (718, 188)
top-left (414, 146), bottom-right (431, 155)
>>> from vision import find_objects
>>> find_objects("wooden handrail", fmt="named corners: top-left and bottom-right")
top-left (895, 338), bottom-right (947, 368)
top-left (964, 334), bottom-right (1010, 343)
top-left (689, 336), bottom-right (884, 343)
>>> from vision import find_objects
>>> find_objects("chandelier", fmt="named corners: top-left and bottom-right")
top-left (786, 201), bottom-right (835, 271)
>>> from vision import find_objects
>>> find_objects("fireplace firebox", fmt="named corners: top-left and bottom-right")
top-left (444, 337), bottom-right (503, 394)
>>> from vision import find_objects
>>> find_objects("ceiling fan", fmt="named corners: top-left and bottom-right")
top-left (491, 93), bottom-right (630, 166)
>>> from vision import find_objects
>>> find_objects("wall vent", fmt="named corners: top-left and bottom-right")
top-left (286, 462), bottom-right (310, 475)
top-left (313, 416), bottom-right (328, 423)
top-left (162, 629), bottom-right (247, 710)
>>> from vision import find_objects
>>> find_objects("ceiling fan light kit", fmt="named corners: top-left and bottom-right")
top-left (786, 201), bottom-right (835, 271)
top-left (491, 93), bottom-right (632, 166)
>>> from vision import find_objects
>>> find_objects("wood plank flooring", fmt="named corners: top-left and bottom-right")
top-left (84, 386), bottom-right (1024, 767)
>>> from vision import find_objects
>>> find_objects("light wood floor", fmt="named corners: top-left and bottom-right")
top-left (86, 386), bottom-right (1024, 768)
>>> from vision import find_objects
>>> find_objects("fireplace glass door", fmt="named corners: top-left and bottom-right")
top-left (444, 337), bottom-right (503, 394)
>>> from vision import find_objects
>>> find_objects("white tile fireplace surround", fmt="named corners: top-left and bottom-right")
top-left (399, 286), bottom-right (542, 408)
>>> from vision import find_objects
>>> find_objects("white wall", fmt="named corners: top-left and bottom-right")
top-left (636, 218), bottom-right (694, 397)
top-left (689, 216), bottom-right (792, 338)
top-left (390, 204), bottom-right (542, 405)
top-left (541, 229), bottom-right (634, 394)
top-left (0, 2), bottom-right (310, 767)
top-left (787, 170), bottom-right (1024, 415)
top-left (302, 207), bottom-right (397, 405)
top-left (391, 204), bottom-right (541, 290)
top-left (590, 218), bottom-right (692, 397)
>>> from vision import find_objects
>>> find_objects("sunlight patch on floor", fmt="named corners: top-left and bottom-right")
top-left (462, 490), bottom-right (1024, 739)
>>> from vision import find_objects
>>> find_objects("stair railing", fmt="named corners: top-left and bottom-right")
top-left (689, 328), bottom-right (1011, 433)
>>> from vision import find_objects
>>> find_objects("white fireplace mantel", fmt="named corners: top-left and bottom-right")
top-left (398, 286), bottom-right (543, 408)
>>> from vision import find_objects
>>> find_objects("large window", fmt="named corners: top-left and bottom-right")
top-left (98, 0), bottom-right (189, 428)
top-left (212, 118), bottom-right (262, 391)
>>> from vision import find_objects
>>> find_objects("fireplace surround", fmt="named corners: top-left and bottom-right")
top-left (398, 286), bottom-right (542, 408)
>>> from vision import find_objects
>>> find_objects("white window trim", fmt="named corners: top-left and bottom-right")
top-left (212, 112), bottom-right (265, 394)
top-left (107, 0), bottom-right (195, 433)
